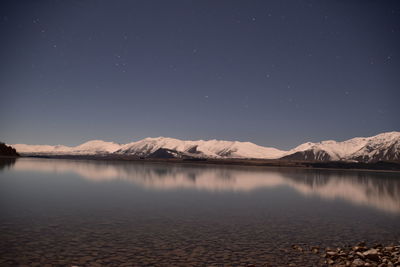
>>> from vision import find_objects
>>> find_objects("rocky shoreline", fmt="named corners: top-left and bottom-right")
top-left (293, 242), bottom-right (400, 266)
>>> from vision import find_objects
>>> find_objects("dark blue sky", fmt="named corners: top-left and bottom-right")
top-left (1, 0), bottom-right (399, 149)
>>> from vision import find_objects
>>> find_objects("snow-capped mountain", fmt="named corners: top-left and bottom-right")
top-left (10, 144), bottom-right (72, 155)
top-left (116, 137), bottom-right (286, 159)
top-left (70, 140), bottom-right (122, 154)
top-left (9, 131), bottom-right (400, 162)
top-left (12, 140), bottom-right (122, 155)
top-left (282, 132), bottom-right (400, 162)
top-left (348, 132), bottom-right (400, 162)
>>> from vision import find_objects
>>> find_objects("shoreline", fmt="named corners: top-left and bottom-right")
top-left (11, 155), bottom-right (400, 173)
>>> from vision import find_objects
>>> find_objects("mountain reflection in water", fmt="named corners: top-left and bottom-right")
top-left (0, 157), bottom-right (17, 171)
top-left (11, 158), bottom-right (400, 214)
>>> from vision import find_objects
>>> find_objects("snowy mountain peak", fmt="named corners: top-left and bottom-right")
top-left (9, 131), bottom-right (400, 162)
top-left (369, 131), bottom-right (400, 141)
top-left (79, 140), bottom-right (111, 145)
top-left (115, 137), bottom-right (286, 159)
top-left (143, 136), bottom-right (172, 141)
top-left (73, 140), bottom-right (122, 153)
top-left (12, 140), bottom-right (122, 155)
top-left (283, 131), bottom-right (400, 162)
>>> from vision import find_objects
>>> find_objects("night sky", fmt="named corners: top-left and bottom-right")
top-left (1, 0), bottom-right (399, 149)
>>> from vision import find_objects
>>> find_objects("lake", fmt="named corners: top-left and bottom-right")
top-left (1, 158), bottom-right (399, 266)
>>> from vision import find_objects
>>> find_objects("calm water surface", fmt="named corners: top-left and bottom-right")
top-left (1, 158), bottom-right (399, 266)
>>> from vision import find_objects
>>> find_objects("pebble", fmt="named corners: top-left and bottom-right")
top-left (1, 217), bottom-right (399, 266)
top-left (312, 242), bottom-right (400, 266)
top-left (352, 258), bottom-right (365, 266)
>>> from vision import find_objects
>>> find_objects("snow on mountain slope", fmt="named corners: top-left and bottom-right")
top-left (71, 140), bottom-right (122, 154)
top-left (11, 144), bottom-right (72, 155)
top-left (12, 140), bottom-right (122, 155)
top-left (290, 138), bottom-right (367, 159)
top-left (12, 137), bottom-right (286, 159)
top-left (10, 131), bottom-right (400, 162)
top-left (116, 137), bottom-right (286, 159)
top-left (283, 132), bottom-right (400, 162)
top-left (287, 138), bottom-right (368, 161)
top-left (348, 132), bottom-right (400, 162)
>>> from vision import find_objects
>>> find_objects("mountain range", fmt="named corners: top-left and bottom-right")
top-left (9, 131), bottom-right (400, 163)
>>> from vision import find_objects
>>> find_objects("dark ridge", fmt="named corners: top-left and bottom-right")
top-left (307, 161), bottom-right (400, 171)
top-left (186, 145), bottom-right (200, 154)
top-left (147, 148), bottom-right (179, 159)
top-left (350, 141), bottom-right (400, 162)
top-left (280, 149), bottom-right (332, 161)
top-left (0, 143), bottom-right (20, 157)
top-left (183, 158), bottom-right (207, 162)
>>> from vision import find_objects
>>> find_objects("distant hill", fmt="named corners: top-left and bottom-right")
top-left (0, 143), bottom-right (19, 157)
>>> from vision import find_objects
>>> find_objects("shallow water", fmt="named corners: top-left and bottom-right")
top-left (0, 158), bottom-right (399, 266)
